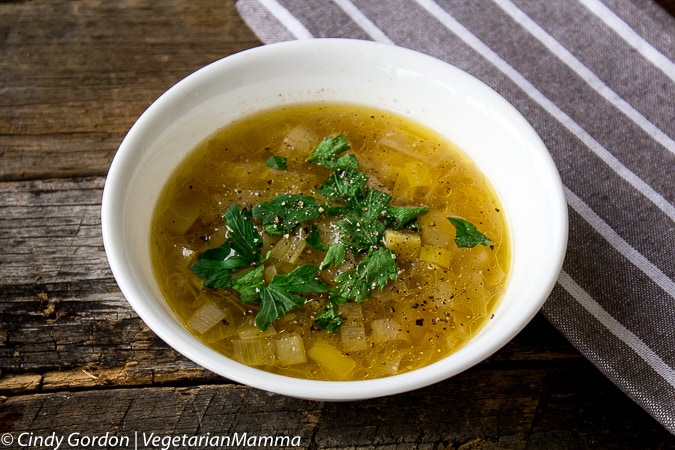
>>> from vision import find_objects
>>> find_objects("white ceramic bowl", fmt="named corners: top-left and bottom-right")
top-left (102, 38), bottom-right (567, 401)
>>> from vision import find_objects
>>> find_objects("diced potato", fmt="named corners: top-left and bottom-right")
top-left (260, 230), bottom-right (275, 255)
top-left (307, 341), bottom-right (357, 379)
top-left (370, 319), bottom-right (409, 344)
top-left (384, 229), bottom-right (421, 259)
top-left (275, 334), bottom-right (307, 366)
top-left (419, 245), bottom-right (453, 269)
top-left (232, 338), bottom-right (275, 366)
top-left (392, 161), bottom-right (433, 199)
top-left (336, 303), bottom-right (367, 352)
top-left (187, 303), bottom-right (226, 335)
top-left (269, 235), bottom-right (307, 264)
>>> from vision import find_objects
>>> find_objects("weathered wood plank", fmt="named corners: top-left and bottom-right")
top-left (0, 177), bottom-right (205, 381)
top-left (0, 0), bottom-right (261, 181)
top-left (1, 368), bottom-right (673, 449)
top-left (0, 177), bottom-right (108, 285)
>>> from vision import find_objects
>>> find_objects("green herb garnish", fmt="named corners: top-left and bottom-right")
top-left (320, 242), bottom-right (347, 270)
top-left (314, 303), bottom-right (345, 332)
top-left (189, 205), bottom-right (262, 288)
top-left (265, 155), bottom-right (288, 170)
top-left (385, 205), bottom-right (429, 230)
top-left (305, 224), bottom-right (329, 251)
top-left (330, 246), bottom-right (399, 303)
top-left (448, 217), bottom-right (493, 248)
top-left (252, 193), bottom-right (323, 236)
top-left (190, 134), bottom-right (492, 332)
top-left (314, 168), bottom-right (368, 203)
top-left (240, 265), bottom-right (328, 331)
top-left (307, 135), bottom-right (355, 170)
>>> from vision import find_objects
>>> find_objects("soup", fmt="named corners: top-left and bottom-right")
top-left (151, 103), bottom-right (510, 381)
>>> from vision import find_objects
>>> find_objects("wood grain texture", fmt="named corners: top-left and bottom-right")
top-left (0, 0), bottom-right (260, 181)
top-left (1, 369), bottom-right (671, 449)
top-left (1, 0), bottom-right (675, 447)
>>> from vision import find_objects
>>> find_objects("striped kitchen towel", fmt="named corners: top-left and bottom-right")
top-left (236, 0), bottom-right (675, 433)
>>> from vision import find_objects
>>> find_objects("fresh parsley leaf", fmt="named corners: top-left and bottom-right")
top-left (358, 246), bottom-right (399, 291)
top-left (268, 264), bottom-right (328, 295)
top-left (385, 205), bottom-right (429, 230)
top-left (448, 217), bottom-right (493, 248)
top-left (189, 205), bottom-right (262, 288)
top-left (320, 242), bottom-right (347, 270)
top-left (195, 246), bottom-right (251, 272)
top-left (265, 155), bottom-right (288, 170)
top-left (189, 258), bottom-right (236, 289)
top-left (230, 265), bottom-right (265, 303)
top-left (307, 135), bottom-right (353, 170)
top-left (334, 154), bottom-right (359, 170)
top-left (230, 264), bottom-right (328, 331)
top-left (223, 204), bottom-right (263, 263)
top-left (314, 168), bottom-right (368, 203)
top-left (336, 213), bottom-right (386, 251)
top-left (331, 268), bottom-right (363, 301)
top-left (332, 247), bottom-right (398, 302)
top-left (255, 265), bottom-right (328, 331)
top-left (314, 304), bottom-right (345, 332)
top-left (252, 194), bottom-right (323, 235)
top-left (351, 188), bottom-right (392, 220)
top-left (306, 224), bottom-right (328, 251)
top-left (255, 286), bottom-right (305, 331)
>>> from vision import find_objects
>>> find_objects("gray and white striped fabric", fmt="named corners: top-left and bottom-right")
top-left (235, 0), bottom-right (675, 432)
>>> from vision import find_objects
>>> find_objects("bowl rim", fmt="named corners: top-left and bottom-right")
top-left (102, 38), bottom-right (568, 401)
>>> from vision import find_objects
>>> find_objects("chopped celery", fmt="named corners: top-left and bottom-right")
top-left (232, 338), bottom-right (275, 366)
top-left (187, 303), bottom-right (226, 335)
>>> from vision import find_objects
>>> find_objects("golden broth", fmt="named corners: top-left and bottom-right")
top-left (151, 103), bottom-right (510, 381)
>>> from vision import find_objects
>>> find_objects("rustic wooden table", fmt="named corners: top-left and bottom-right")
top-left (1, 1), bottom-right (674, 448)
